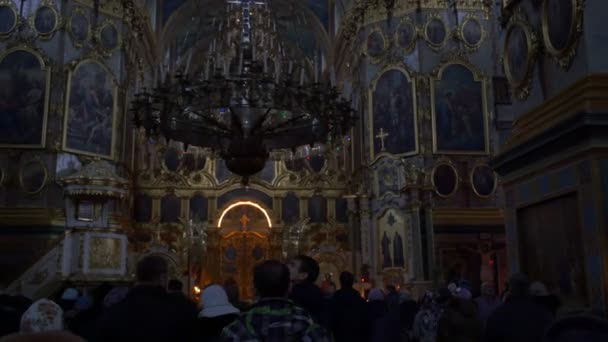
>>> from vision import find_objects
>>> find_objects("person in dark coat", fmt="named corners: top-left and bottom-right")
top-left (168, 279), bottom-right (198, 314)
top-left (367, 288), bottom-right (399, 342)
top-left (437, 296), bottom-right (483, 342)
top-left (543, 315), bottom-right (608, 342)
top-left (330, 272), bottom-right (370, 342)
top-left (196, 285), bottom-right (239, 341)
top-left (485, 274), bottom-right (554, 342)
top-left (96, 255), bottom-right (198, 341)
top-left (398, 291), bottom-right (418, 340)
top-left (287, 255), bottom-right (326, 327)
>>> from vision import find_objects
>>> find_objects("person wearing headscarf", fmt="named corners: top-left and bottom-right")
top-left (412, 291), bottom-right (444, 342)
top-left (19, 299), bottom-right (63, 333)
top-left (196, 285), bottom-right (239, 341)
top-left (437, 291), bottom-right (483, 342)
top-left (367, 288), bottom-right (398, 342)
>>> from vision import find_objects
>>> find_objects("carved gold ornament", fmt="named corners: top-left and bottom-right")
top-left (541, 0), bottom-right (585, 70)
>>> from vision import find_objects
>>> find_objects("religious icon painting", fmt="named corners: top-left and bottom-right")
top-left (424, 15), bottom-right (448, 50)
top-left (281, 192), bottom-right (300, 224)
top-left (377, 208), bottom-right (409, 271)
top-left (432, 161), bottom-right (459, 198)
top-left (431, 63), bottom-right (488, 154)
top-left (19, 158), bottom-right (48, 194)
top-left (541, 0), bottom-right (583, 69)
top-left (395, 18), bottom-right (416, 53)
top-left (163, 147), bottom-right (181, 172)
top-left (0, 1), bottom-right (17, 37)
top-left (63, 60), bottom-right (117, 159)
top-left (470, 164), bottom-right (498, 198)
top-left (369, 67), bottom-right (418, 163)
top-left (98, 20), bottom-right (120, 53)
top-left (460, 16), bottom-right (484, 49)
top-left (68, 7), bottom-right (90, 47)
top-left (365, 29), bottom-right (386, 61)
top-left (308, 194), bottom-right (328, 223)
top-left (33, 3), bottom-right (59, 38)
top-left (374, 160), bottom-right (402, 198)
top-left (0, 48), bottom-right (50, 148)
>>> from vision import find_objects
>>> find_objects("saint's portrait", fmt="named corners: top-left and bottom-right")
top-left (433, 64), bottom-right (486, 153)
top-left (472, 165), bottom-right (497, 197)
top-left (462, 18), bottom-right (482, 46)
top-left (282, 192), bottom-right (299, 224)
top-left (308, 194), bottom-right (327, 223)
top-left (69, 10), bottom-right (90, 43)
top-left (375, 162), bottom-right (400, 196)
top-left (397, 21), bottom-right (416, 49)
top-left (545, 0), bottom-right (574, 52)
top-left (34, 6), bottom-right (57, 34)
top-left (366, 31), bottom-right (385, 58)
top-left (100, 22), bottom-right (120, 51)
top-left (64, 61), bottom-right (115, 158)
top-left (505, 23), bottom-right (530, 85)
top-left (371, 69), bottom-right (416, 159)
top-left (433, 163), bottom-right (458, 197)
top-left (0, 49), bottom-right (48, 147)
top-left (378, 209), bottom-right (408, 270)
top-left (0, 5), bottom-right (16, 34)
top-left (426, 18), bottom-right (447, 46)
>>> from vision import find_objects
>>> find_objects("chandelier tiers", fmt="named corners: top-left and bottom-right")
top-left (131, 0), bottom-right (356, 184)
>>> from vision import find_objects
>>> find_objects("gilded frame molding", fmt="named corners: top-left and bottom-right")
top-left (503, 11), bottom-right (539, 100)
top-left (30, 0), bottom-right (62, 40)
top-left (95, 19), bottom-right (122, 55)
top-left (0, 0), bottom-right (18, 39)
top-left (62, 58), bottom-right (119, 160)
top-left (0, 46), bottom-right (51, 149)
top-left (394, 16), bottom-right (417, 54)
top-left (364, 26), bottom-right (387, 64)
top-left (68, 6), bottom-right (91, 48)
top-left (368, 64), bottom-right (419, 164)
top-left (19, 157), bottom-right (48, 195)
top-left (431, 158), bottom-right (459, 198)
top-left (424, 13), bottom-right (449, 52)
top-left (430, 57), bottom-right (490, 155)
top-left (458, 14), bottom-right (486, 52)
top-left (469, 162), bottom-right (498, 198)
top-left (541, 0), bottom-right (585, 69)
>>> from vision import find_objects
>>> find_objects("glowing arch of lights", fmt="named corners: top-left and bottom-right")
top-left (217, 201), bottom-right (272, 229)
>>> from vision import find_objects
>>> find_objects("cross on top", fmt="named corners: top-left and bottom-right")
top-left (375, 128), bottom-right (389, 151)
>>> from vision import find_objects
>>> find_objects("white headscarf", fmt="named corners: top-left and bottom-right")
top-left (199, 285), bottom-right (240, 318)
top-left (20, 299), bottom-right (63, 333)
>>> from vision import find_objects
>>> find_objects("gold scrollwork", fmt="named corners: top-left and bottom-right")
top-left (424, 13), bottom-right (450, 52)
top-left (503, 11), bottom-right (539, 100)
top-left (30, 0), bottom-right (62, 40)
top-left (394, 16), bottom-right (417, 54)
top-left (19, 156), bottom-right (48, 195)
top-left (368, 64), bottom-right (419, 164)
top-left (95, 19), bottom-right (122, 55)
top-left (68, 6), bottom-right (91, 48)
top-left (458, 14), bottom-right (486, 52)
top-left (0, 0), bottom-right (18, 39)
top-left (0, 46), bottom-right (51, 149)
top-left (429, 56), bottom-right (490, 155)
top-left (469, 162), bottom-right (498, 199)
top-left (430, 158), bottom-right (459, 198)
top-left (89, 237), bottom-right (122, 269)
top-left (541, 0), bottom-right (585, 70)
top-left (364, 26), bottom-right (387, 64)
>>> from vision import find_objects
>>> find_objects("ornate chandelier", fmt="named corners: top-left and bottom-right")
top-left (131, 0), bottom-right (356, 184)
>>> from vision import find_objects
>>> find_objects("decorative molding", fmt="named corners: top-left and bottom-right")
top-left (540, 0), bottom-right (585, 70)
top-left (503, 10), bottom-right (540, 101)
top-left (432, 207), bottom-right (505, 226)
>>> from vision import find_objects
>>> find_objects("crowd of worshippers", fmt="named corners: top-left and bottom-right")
top-left (1, 255), bottom-right (608, 342)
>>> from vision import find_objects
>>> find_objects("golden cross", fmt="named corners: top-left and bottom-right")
top-left (240, 214), bottom-right (250, 230)
top-left (375, 128), bottom-right (389, 151)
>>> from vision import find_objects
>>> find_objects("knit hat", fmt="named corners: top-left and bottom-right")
top-left (20, 299), bottom-right (63, 333)
top-left (199, 285), bottom-right (240, 318)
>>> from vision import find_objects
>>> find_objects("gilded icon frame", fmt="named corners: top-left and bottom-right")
top-left (96, 19), bottom-right (122, 55)
top-left (394, 16), bottom-right (417, 54)
top-left (368, 64), bottom-right (419, 164)
top-left (503, 11), bottom-right (539, 100)
top-left (469, 162), bottom-right (498, 198)
top-left (364, 26), bottom-right (387, 64)
top-left (424, 13), bottom-right (449, 52)
top-left (30, 0), bottom-right (61, 40)
top-left (541, 0), bottom-right (584, 69)
top-left (431, 159), bottom-right (459, 198)
top-left (430, 59), bottom-right (490, 155)
top-left (62, 58), bottom-right (118, 160)
top-left (459, 14), bottom-right (486, 51)
top-left (19, 157), bottom-right (48, 195)
top-left (0, 46), bottom-right (51, 149)
top-left (68, 6), bottom-right (91, 48)
top-left (0, 0), bottom-right (18, 39)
